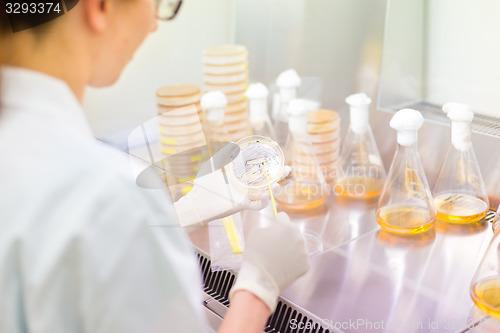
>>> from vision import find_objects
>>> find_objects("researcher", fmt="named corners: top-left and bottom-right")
top-left (0, 0), bottom-right (310, 332)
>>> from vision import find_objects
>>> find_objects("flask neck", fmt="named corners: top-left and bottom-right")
top-left (349, 106), bottom-right (369, 134)
top-left (205, 107), bottom-right (225, 126)
top-left (249, 99), bottom-right (268, 125)
top-left (397, 141), bottom-right (418, 150)
top-left (288, 113), bottom-right (307, 136)
top-left (451, 121), bottom-right (472, 151)
top-left (395, 141), bottom-right (420, 160)
top-left (396, 130), bottom-right (418, 147)
top-left (279, 87), bottom-right (297, 104)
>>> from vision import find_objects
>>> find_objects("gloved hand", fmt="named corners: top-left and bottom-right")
top-left (229, 212), bottom-right (310, 312)
top-left (174, 145), bottom-right (290, 227)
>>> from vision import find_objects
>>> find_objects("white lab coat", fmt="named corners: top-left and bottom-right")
top-left (0, 67), bottom-right (207, 333)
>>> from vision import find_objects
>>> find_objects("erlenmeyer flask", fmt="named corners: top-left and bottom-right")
top-left (275, 99), bottom-right (328, 211)
top-left (433, 103), bottom-right (489, 224)
top-left (245, 83), bottom-right (276, 140)
top-left (272, 69), bottom-right (301, 147)
top-left (336, 93), bottom-right (386, 200)
top-left (376, 109), bottom-right (436, 235)
top-left (470, 220), bottom-right (500, 318)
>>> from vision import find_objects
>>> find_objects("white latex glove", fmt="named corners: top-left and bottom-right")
top-left (174, 156), bottom-right (290, 227)
top-left (229, 212), bottom-right (310, 312)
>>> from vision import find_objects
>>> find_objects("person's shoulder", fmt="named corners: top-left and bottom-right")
top-left (22, 136), bottom-right (175, 228)
top-left (65, 138), bottom-right (172, 211)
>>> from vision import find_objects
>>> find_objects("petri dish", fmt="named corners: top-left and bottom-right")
top-left (156, 85), bottom-right (201, 106)
top-left (159, 112), bottom-right (201, 126)
top-left (307, 120), bottom-right (340, 134)
top-left (158, 122), bottom-right (203, 136)
top-left (160, 138), bottom-right (207, 155)
top-left (203, 62), bottom-right (248, 75)
top-left (225, 101), bottom-right (247, 113)
top-left (228, 136), bottom-right (285, 200)
top-left (158, 104), bottom-right (201, 117)
top-left (202, 45), bottom-right (248, 65)
top-left (203, 72), bottom-right (248, 85)
top-left (308, 130), bottom-right (340, 143)
top-left (224, 91), bottom-right (246, 104)
top-left (307, 109), bottom-right (340, 134)
top-left (311, 138), bottom-right (341, 153)
top-left (307, 109), bottom-right (339, 122)
top-left (160, 132), bottom-right (206, 146)
top-left (204, 81), bottom-right (248, 94)
top-left (224, 110), bottom-right (248, 123)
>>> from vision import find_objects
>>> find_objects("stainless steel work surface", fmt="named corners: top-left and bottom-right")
top-left (189, 196), bottom-right (499, 333)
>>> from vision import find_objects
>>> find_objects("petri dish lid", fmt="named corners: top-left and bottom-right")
top-left (157, 85), bottom-right (201, 106)
top-left (203, 62), bottom-right (248, 75)
top-left (229, 135), bottom-right (285, 189)
top-left (203, 45), bottom-right (247, 57)
top-left (158, 104), bottom-right (201, 117)
top-left (157, 84), bottom-right (200, 97)
top-left (311, 138), bottom-right (341, 153)
top-left (307, 121), bottom-right (340, 134)
top-left (203, 72), bottom-right (248, 85)
top-left (307, 109), bottom-right (340, 123)
top-left (159, 122), bottom-right (204, 136)
top-left (204, 81), bottom-right (248, 94)
top-left (307, 130), bottom-right (341, 143)
top-left (203, 45), bottom-right (248, 65)
top-left (225, 91), bottom-right (246, 104)
top-left (225, 112), bottom-right (248, 123)
top-left (160, 138), bottom-right (207, 155)
top-left (159, 115), bottom-right (201, 127)
top-left (157, 95), bottom-right (201, 107)
top-left (160, 132), bottom-right (206, 146)
top-left (225, 101), bottom-right (247, 113)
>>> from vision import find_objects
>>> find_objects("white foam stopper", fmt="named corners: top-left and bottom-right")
top-left (443, 102), bottom-right (474, 151)
top-left (390, 108), bottom-right (424, 146)
top-left (276, 69), bottom-right (301, 89)
top-left (201, 91), bottom-right (227, 125)
top-left (245, 83), bottom-right (269, 99)
top-left (345, 92), bottom-right (372, 134)
top-left (287, 99), bottom-right (319, 135)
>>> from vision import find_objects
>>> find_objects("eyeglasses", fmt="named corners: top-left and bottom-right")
top-left (156, 0), bottom-right (183, 21)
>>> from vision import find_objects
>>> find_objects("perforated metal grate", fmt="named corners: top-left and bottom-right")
top-left (196, 252), bottom-right (335, 333)
top-left (404, 102), bottom-right (500, 138)
top-left (485, 210), bottom-right (497, 224)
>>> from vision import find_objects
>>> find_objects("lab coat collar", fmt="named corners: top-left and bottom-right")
top-left (1, 66), bottom-right (94, 138)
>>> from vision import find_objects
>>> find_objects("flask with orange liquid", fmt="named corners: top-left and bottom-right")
top-left (274, 99), bottom-right (328, 211)
top-left (336, 93), bottom-right (386, 200)
top-left (470, 206), bottom-right (500, 318)
top-left (376, 109), bottom-right (436, 235)
top-left (433, 103), bottom-right (489, 224)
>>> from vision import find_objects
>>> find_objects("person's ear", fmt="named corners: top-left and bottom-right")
top-left (84, 0), bottom-right (108, 32)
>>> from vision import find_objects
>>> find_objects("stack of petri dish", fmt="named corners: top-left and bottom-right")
top-left (202, 45), bottom-right (251, 142)
top-left (306, 109), bottom-right (341, 186)
top-left (156, 84), bottom-right (206, 200)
